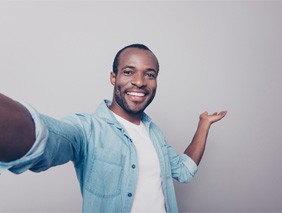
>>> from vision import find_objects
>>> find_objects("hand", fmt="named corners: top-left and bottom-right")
top-left (199, 111), bottom-right (227, 125)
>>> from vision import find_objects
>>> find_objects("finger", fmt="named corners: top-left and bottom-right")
top-left (200, 112), bottom-right (208, 118)
top-left (219, 111), bottom-right (227, 116)
top-left (216, 111), bottom-right (227, 119)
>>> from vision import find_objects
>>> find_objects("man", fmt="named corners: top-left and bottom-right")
top-left (0, 44), bottom-right (227, 212)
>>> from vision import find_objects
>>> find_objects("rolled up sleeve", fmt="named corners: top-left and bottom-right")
top-left (167, 144), bottom-right (198, 183)
top-left (0, 102), bottom-right (48, 174)
top-left (181, 153), bottom-right (198, 177)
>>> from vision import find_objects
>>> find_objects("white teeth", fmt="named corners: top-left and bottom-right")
top-left (127, 92), bottom-right (145, 97)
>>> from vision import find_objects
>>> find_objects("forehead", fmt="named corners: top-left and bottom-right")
top-left (118, 48), bottom-right (158, 71)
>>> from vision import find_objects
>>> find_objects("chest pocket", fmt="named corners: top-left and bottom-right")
top-left (85, 147), bottom-right (125, 198)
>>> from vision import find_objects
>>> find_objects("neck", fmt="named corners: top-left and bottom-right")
top-left (109, 103), bottom-right (142, 125)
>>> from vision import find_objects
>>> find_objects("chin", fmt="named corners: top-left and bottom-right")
top-left (126, 101), bottom-right (152, 114)
top-left (126, 106), bottom-right (146, 114)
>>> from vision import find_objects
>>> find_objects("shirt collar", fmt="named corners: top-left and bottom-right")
top-left (95, 100), bottom-right (152, 127)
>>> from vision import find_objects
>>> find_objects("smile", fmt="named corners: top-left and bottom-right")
top-left (126, 92), bottom-right (145, 97)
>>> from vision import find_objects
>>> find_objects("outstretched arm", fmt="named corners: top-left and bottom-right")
top-left (184, 111), bottom-right (227, 165)
top-left (0, 93), bottom-right (35, 162)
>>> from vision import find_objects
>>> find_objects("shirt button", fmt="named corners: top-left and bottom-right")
top-left (131, 164), bottom-right (136, 169)
top-left (128, 193), bottom-right (132, 197)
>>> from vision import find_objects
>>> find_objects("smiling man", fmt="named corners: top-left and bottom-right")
top-left (0, 44), bottom-right (227, 212)
top-left (109, 46), bottom-right (158, 124)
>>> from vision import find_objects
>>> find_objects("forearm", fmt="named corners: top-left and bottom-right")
top-left (184, 120), bottom-right (210, 165)
top-left (184, 110), bottom-right (227, 166)
top-left (0, 93), bottom-right (35, 162)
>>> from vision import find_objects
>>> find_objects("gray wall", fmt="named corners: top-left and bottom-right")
top-left (0, 1), bottom-right (281, 212)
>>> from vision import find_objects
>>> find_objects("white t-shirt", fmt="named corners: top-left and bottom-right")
top-left (113, 113), bottom-right (166, 213)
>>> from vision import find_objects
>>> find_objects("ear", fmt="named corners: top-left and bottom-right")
top-left (110, 72), bottom-right (116, 86)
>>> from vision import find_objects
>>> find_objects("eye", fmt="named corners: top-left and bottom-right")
top-left (123, 70), bottom-right (133, 76)
top-left (146, 72), bottom-right (157, 79)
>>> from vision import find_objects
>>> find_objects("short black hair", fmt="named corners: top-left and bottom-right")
top-left (112, 44), bottom-right (159, 74)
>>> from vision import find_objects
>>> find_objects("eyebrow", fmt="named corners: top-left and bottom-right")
top-left (121, 65), bottom-right (158, 73)
top-left (121, 65), bottom-right (135, 70)
top-left (146, 68), bottom-right (158, 73)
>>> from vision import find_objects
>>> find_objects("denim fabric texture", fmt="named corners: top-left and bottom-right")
top-left (0, 100), bottom-right (198, 212)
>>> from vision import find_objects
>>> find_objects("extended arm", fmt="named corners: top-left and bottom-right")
top-left (0, 93), bottom-right (35, 162)
top-left (184, 111), bottom-right (227, 165)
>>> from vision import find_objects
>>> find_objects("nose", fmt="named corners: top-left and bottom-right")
top-left (131, 73), bottom-right (146, 87)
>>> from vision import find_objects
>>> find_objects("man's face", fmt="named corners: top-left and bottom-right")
top-left (110, 48), bottom-right (158, 116)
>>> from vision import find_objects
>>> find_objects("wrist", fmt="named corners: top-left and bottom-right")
top-left (198, 119), bottom-right (211, 129)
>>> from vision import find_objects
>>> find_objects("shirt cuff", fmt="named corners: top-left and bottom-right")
top-left (0, 101), bottom-right (49, 174)
top-left (181, 153), bottom-right (198, 176)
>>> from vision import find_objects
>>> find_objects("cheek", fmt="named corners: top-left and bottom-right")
top-left (116, 78), bottom-right (131, 89)
top-left (150, 81), bottom-right (157, 91)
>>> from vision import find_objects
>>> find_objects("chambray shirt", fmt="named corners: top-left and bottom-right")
top-left (0, 100), bottom-right (198, 212)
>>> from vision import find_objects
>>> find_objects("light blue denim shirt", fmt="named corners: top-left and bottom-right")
top-left (0, 100), bottom-right (198, 212)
